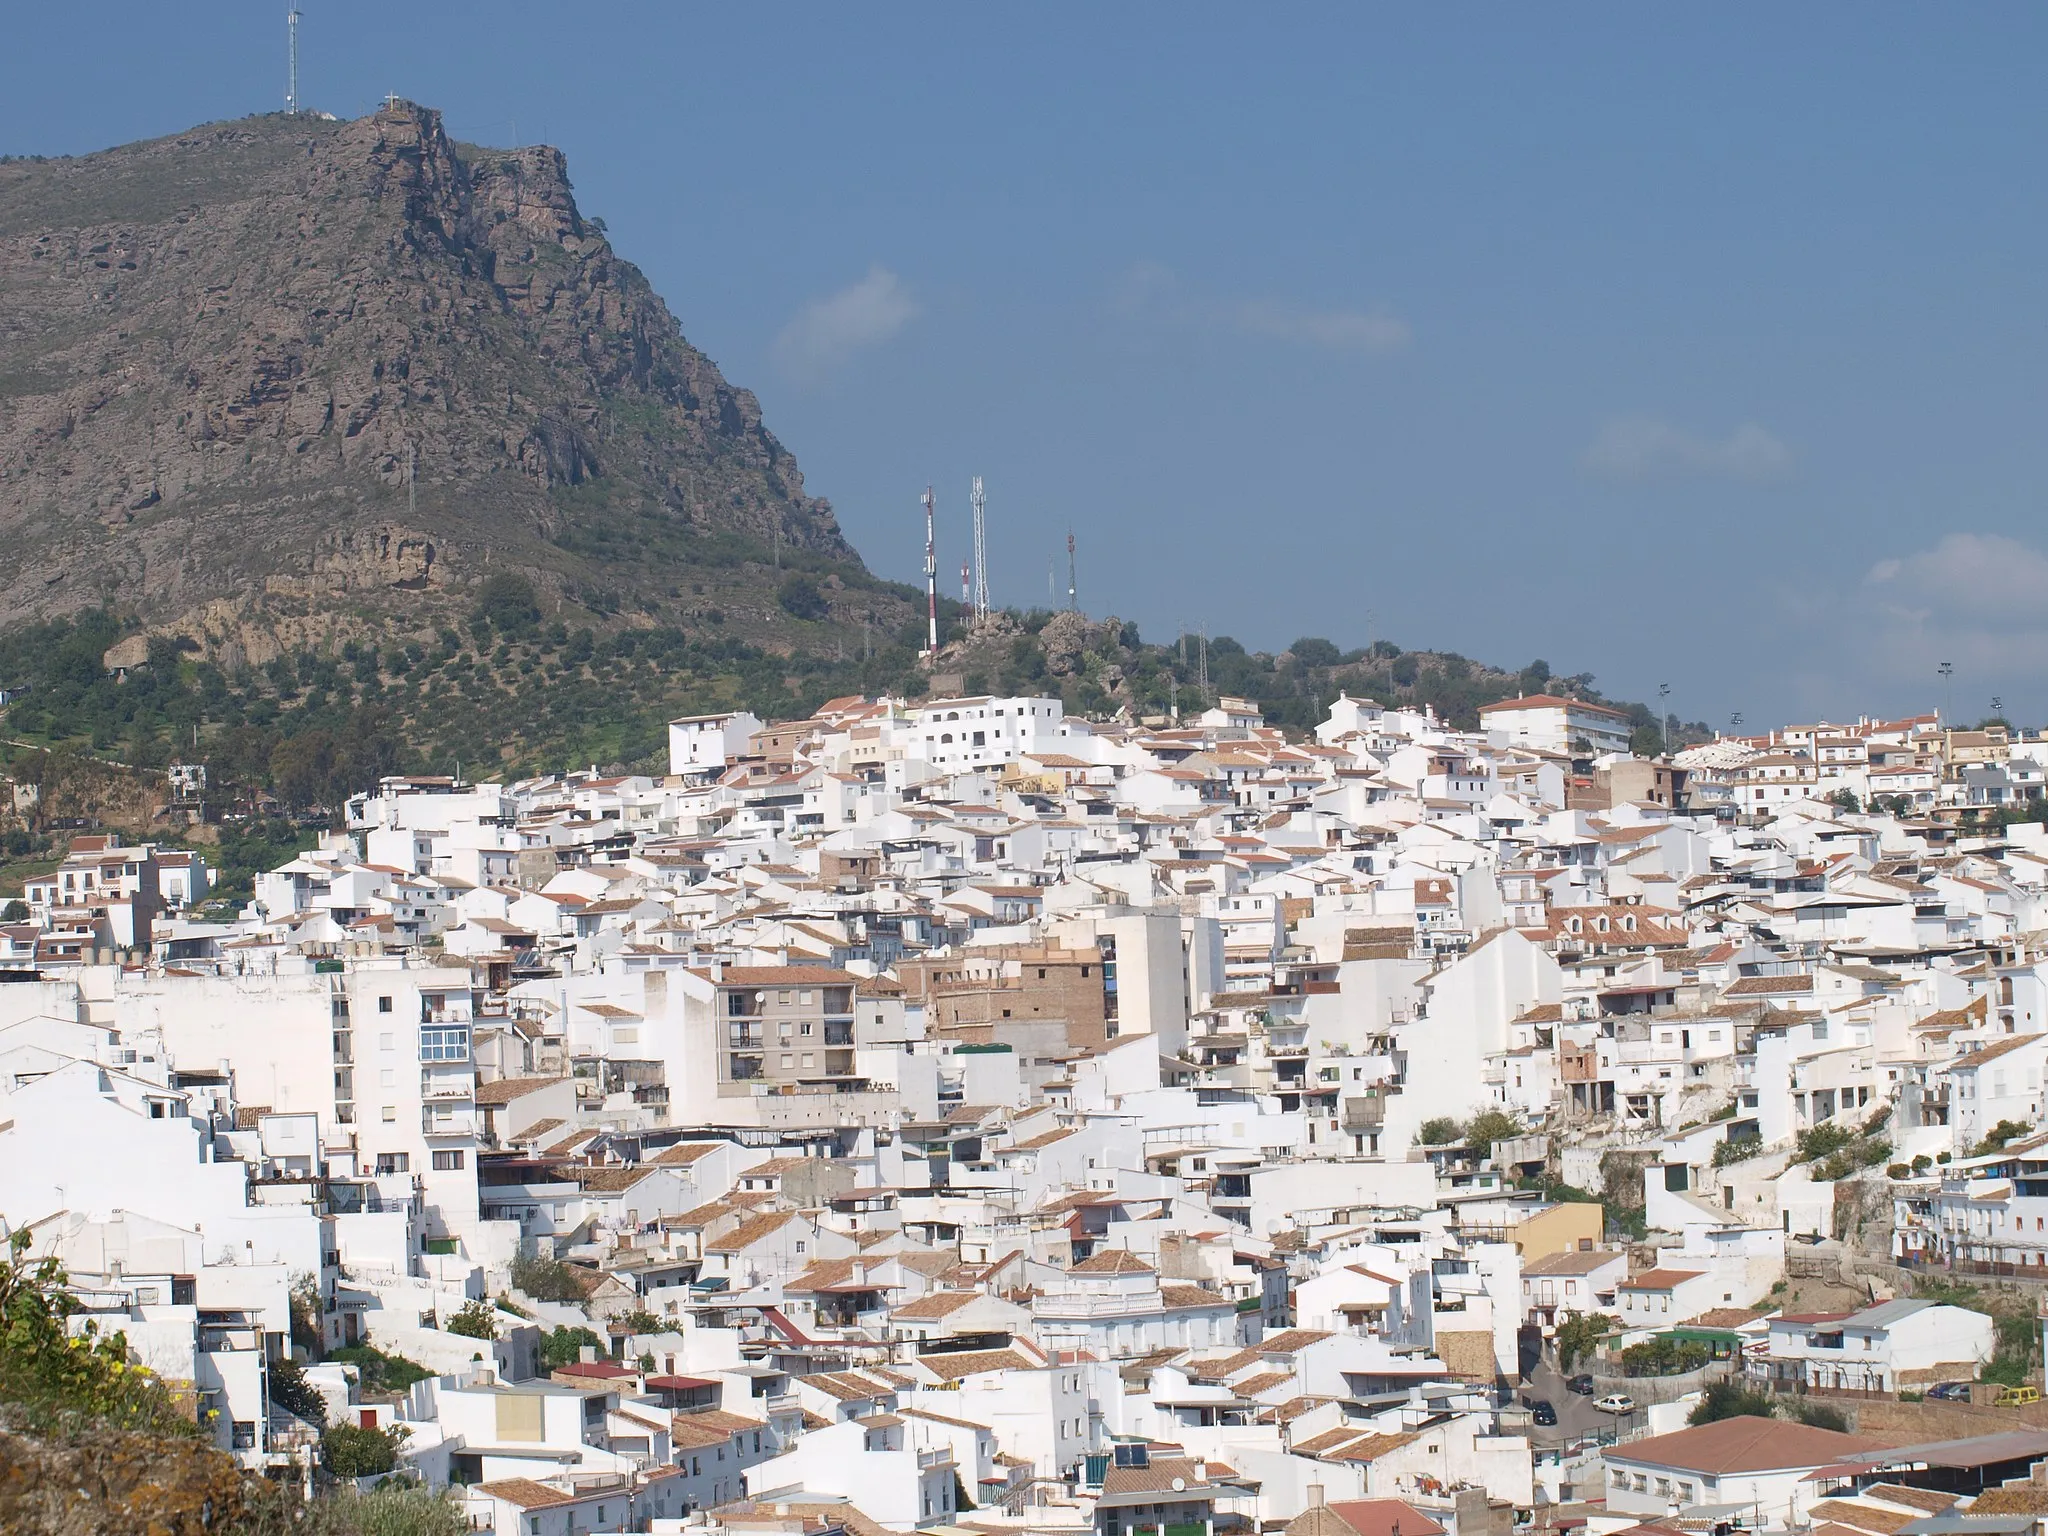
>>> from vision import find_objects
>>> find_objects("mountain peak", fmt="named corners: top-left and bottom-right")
top-left (0, 101), bottom-right (875, 656)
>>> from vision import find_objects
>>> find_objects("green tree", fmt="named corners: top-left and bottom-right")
top-left (1418, 1117), bottom-right (1461, 1146)
top-left (777, 575), bottom-right (829, 621)
top-left (323, 1422), bottom-right (402, 1477)
top-left (0, 899), bottom-right (27, 921)
top-left (1828, 787), bottom-right (1862, 813)
top-left (445, 1299), bottom-right (499, 1341)
top-left (267, 1354), bottom-right (328, 1429)
top-left (1290, 637), bottom-right (1342, 668)
top-left (1554, 1310), bottom-right (1619, 1372)
top-left (510, 1252), bottom-right (592, 1304)
top-left (539, 1325), bottom-right (604, 1371)
top-left (473, 574), bottom-right (541, 636)
top-left (1464, 1109), bottom-right (1520, 1159)
top-left (1689, 1381), bottom-right (1776, 1425)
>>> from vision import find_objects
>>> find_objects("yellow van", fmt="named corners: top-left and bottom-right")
top-left (1996, 1385), bottom-right (2040, 1407)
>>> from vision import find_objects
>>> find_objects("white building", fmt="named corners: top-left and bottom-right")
top-left (914, 695), bottom-right (1067, 771)
top-left (1478, 695), bottom-right (1633, 758)
top-left (1602, 1417), bottom-right (1883, 1521)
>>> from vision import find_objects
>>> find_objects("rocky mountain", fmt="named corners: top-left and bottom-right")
top-left (0, 101), bottom-right (898, 661)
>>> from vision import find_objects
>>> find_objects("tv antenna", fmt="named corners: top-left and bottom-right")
top-left (286, 8), bottom-right (302, 116)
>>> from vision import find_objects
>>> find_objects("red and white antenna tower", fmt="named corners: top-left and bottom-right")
top-left (961, 560), bottom-right (971, 606)
top-left (921, 485), bottom-right (938, 656)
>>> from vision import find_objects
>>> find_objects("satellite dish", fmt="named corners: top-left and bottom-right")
top-left (1171, 1477), bottom-right (1187, 1493)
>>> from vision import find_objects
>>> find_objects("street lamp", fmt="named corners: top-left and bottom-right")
top-left (1659, 684), bottom-right (1671, 758)
top-left (1938, 661), bottom-right (1954, 725)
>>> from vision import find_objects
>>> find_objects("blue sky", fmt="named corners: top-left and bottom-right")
top-left (6, 4), bottom-right (2044, 727)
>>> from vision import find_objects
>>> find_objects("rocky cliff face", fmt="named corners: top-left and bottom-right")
top-left (0, 102), bottom-right (867, 648)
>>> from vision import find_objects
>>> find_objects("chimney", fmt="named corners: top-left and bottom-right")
top-left (1306, 1484), bottom-right (1325, 1510)
top-left (579, 1344), bottom-right (599, 1364)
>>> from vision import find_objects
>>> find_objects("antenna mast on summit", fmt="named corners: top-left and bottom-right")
top-left (1066, 530), bottom-right (1077, 613)
top-left (286, 7), bottom-right (302, 115)
top-left (921, 486), bottom-right (938, 656)
top-left (970, 477), bottom-right (990, 627)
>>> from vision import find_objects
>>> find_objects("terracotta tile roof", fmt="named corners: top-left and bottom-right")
top-left (1070, 1249), bottom-right (1155, 1276)
top-left (474, 1478), bottom-right (576, 1509)
top-left (915, 1348), bottom-right (1037, 1382)
top-left (1606, 1415), bottom-right (1883, 1475)
top-left (703, 1210), bottom-right (799, 1254)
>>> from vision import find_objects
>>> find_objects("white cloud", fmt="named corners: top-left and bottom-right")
top-left (773, 266), bottom-right (917, 380)
top-left (1118, 262), bottom-right (1410, 355)
top-left (1804, 532), bottom-right (2048, 711)
top-left (1865, 532), bottom-right (2048, 632)
top-left (1583, 417), bottom-right (1793, 482)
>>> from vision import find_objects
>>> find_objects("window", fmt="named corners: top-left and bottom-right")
top-left (420, 1027), bottom-right (468, 1061)
top-left (381, 1106), bottom-right (396, 1122)
top-left (377, 995), bottom-right (393, 1014)
top-left (432, 1150), bottom-right (465, 1171)
top-left (376, 1153), bottom-right (410, 1173)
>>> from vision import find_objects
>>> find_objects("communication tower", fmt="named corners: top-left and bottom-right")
top-left (286, 8), bottom-right (302, 115)
top-left (1066, 530), bottom-right (1077, 613)
top-left (970, 477), bottom-right (990, 626)
top-left (921, 486), bottom-right (938, 656)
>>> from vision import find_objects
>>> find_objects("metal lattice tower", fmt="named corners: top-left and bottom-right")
top-left (1066, 530), bottom-right (1077, 613)
top-left (921, 485), bottom-right (938, 655)
top-left (970, 477), bottom-right (990, 626)
top-left (287, 8), bottom-right (302, 115)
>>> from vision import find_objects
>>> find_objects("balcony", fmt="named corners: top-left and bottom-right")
top-left (727, 1026), bottom-right (765, 1049)
top-left (421, 1111), bottom-right (476, 1137)
top-left (1341, 1095), bottom-right (1387, 1132)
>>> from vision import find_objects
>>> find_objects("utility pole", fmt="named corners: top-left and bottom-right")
top-left (921, 486), bottom-right (938, 656)
top-left (286, 7), bottom-right (301, 116)
top-left (1658, 682), bottom-right (1671, 758)
top-left (970, 477), bottom-right (989, 627)
top-left (1938, 661), bottom-right (1954, 726)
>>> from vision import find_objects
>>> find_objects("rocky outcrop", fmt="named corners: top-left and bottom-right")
top-left (0, 101), bottom-right (864, 639)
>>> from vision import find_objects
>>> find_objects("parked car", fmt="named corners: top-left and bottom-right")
top-left (1594, 1393), bottom-right (1637, 1415)
top-left (1926, 1382), bottom-right (1972, 1401)
top-left (1566, 1374), bottom-right (1596, 1395)
top-left (1530, 1399), bottom-right (1558, 1426)
top-left (1997, 1385), bottom-right (2040, 1407)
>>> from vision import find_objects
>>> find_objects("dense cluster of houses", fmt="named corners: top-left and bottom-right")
top-left (6, 688), bottom-right (2048, 1536)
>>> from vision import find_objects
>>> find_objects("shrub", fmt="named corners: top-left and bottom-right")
top-left (1555, 1310), bottom-right (1620, 1372)
top-left (1418, 1117), bottom-right (1461, 1146)
top-left (1713, 1134), bottom-right (1765, 1168)
top-left (510, 1252), bottom-right (591, 1305)
top-left (540, 1325), bottom-right (605, 1371)
top-left (1690, 1381), bottom-right (1776, 1425)
top-left (777, 575), bottom-right (829, 621)
top-left (323, 1422), bottom-right (402, 1477)
top-left (309, 1484), bottom-right (467, 1535)
top-left (268, 1353), bottom-right (328, 1426)
top-left (327, 1344), bottom-right (434, 1395)
top-left (1888, 1164), bottom-right (1911, 1180)
top-left (1464, 1109), bottom-right (1521, 1159)
top-left (1796, 1122), bottom-right (1858, 1164)
top-left (445, 1300), bottom-right (499, 1341)
top-left (1620, 1336), bottom-right (1711, 1377)
top-left (473, 574), bottom-right (541, 635)
top-left (616, 1309), bottom-right (665, 1336)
